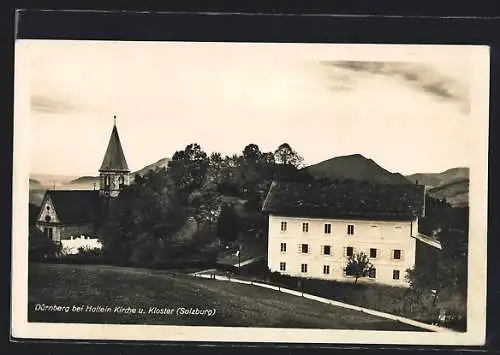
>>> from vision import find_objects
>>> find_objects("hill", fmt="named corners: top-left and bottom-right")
top-left (28, 263), bottom-right (421, 330)
top-left (302, 154), bottom-right (412, 185)
top-left (134, 157), bottom-right (171, 176)
top-left (29, 178), bottom-right (43, 189)
top-left (427, 178), bottom-right (469, 208)
top-left (66, 157), bottom-right (172, 189)
top-left (406, 167), bottom-right (469, 187)
top-left (406, 168), bottom-right (469, 207)
top-left (29, 190), bottom-right (46, 207)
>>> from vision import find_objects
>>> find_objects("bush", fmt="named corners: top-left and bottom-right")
top-left (234, 265), bottom-right (466, 331)
top-left (28, 227), bottom-right (62, 261)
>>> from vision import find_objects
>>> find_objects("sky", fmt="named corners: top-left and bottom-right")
top-left (22, 41), bottom-right (478, 177)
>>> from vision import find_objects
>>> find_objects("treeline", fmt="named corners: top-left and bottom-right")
top-left (405, 196), bottom-right (468, 326)
top-left (99, 142), bottom-right (307, 267)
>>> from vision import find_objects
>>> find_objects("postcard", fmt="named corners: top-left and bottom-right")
top-left (11, 40), bottom-right (489, 345)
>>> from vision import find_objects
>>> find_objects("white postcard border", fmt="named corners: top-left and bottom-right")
top-left (11, 41), bottom-right (489, 345)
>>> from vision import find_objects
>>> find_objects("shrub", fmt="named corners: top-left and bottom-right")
top-left (28, 226), bottom-right (62, 261)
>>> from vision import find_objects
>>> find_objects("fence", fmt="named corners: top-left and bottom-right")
top-left (192, 272), bottom-right (457, 333)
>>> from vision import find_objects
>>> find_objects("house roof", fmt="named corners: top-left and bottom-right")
top-left (99, 124), bottom-right (129, 172)
top-left (43, 190), bottom-right (102, 224)
top-left (262, 180), bottom-right (425, 221)
top-left (412, 233), bottom-right (442, 250)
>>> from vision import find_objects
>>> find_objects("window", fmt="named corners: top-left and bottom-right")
top-left (370, 248), bottom-right (377, 258)
top-left (280, 243), bottom-right (287, 252)
top-left (104, 175), bottom-right (110, 186)
top-left (393, 270), bottom-right (400, 280)
top-left (280, 262), bottom-right (286, 271)
top-left (280, 221), bottom-right (287, 232)
top-left (369, 268), bottom-right (376, 279)
top-left (323, 265), bottom-right (330, 275)
top-left (301, 264), bottom-right (308, 273)
top-left (324, 223), bottom-right (331, 234)
top-left (302, 222), bottom-right (309, 232)
top-left (44, 228), bottom-right (53, 239)
top-left (393, 249), bottom-right (402, 260)
top-left (46, 205), bottom-right (50, 211)
top-left (323, 245), bottom-right (331, 255)
top-left (346, 246), bottom-right (354, 257)
top-left (301, 244), bottom-right (309, 254)
top-left (347, 224), bottom-right (355, 235)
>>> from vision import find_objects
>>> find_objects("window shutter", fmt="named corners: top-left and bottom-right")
top-left (343, 247), bottom-right (347, 257)
top-left (401, 250), bottom-right (405, 261)
top-left (390, 249), bottom-right (394, 260)
top-left (298, 244), bottom-right (302, 253)
top-left (320, 245), bottom-right (324, 255)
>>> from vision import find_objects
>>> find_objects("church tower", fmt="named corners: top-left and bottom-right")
top-left (99, 116), bottom-right (130, 198)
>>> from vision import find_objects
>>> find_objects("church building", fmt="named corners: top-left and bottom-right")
top-left (35, 117), bottom-right (130, 248)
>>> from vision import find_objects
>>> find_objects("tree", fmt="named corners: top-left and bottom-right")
top-left (242, 144), bottom-right (262, 164)
top-left (28, 225), bottom-right (62, 261)
top-left (100, 170), bottom-right (186, 266)
top-left (405, 257), bottom-right (461, 307)
top-left (167, 143), bottom-right (209, 196)
top-left (274, 143), bottom-right (304, 167)
top-left (217, 204), bottom-right (241, 244)
top-left (344, 252), bottom-right (374, 284)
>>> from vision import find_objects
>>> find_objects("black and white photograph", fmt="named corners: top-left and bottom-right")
top-left (11, 40), bottom-right (489, 345)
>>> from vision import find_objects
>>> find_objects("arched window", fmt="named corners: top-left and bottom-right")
top-left (119, 175), bottom-right (125, 185)
top-left (104, 175), bottom-right (110, 186)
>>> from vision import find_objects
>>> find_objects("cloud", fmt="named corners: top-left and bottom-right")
top-left (30, 94), bottom-right (81, 114)
top-left (320, 60), bottom-right (470, 113)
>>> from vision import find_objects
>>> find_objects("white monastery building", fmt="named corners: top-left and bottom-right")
top-left (262, 180), bottom-right (436, 286)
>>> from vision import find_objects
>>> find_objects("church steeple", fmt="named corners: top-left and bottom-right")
top-left (99, 116), bottom-right (130, 198)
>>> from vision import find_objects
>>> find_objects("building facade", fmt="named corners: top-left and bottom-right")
top-left (262, 180), bottom-right (428, 287)
top-left (267, 215), bottom-right (418, 286)
top-left (35, 118), bottom-right (130, 250)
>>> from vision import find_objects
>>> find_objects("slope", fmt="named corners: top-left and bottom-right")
top-left (28, 263), bottom-right (422, 330)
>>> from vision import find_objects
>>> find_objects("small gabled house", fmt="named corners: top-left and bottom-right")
top-left (36, 190), bottom-right (102, 243)
top-left (35, 118), bottom-right (130, 249)
top-left (262, 179), bottom-right (440, 286)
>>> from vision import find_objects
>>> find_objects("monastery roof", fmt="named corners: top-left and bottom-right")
top-left (44, 190), bottom-right (102, 224)
top-left (412, 233), bottom-right (442, 250)
top-left (99, 124), bottom-right (129, 172)
top-left (262, 180), bottom-right (425, 221)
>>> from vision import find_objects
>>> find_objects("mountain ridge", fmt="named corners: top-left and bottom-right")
top-left (302, 153), bottom-right (412, 185)
top-left (29, 154), bottom-right (468, 207)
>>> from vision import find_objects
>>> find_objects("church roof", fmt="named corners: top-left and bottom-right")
top-left (99, 123), bottom-right (129, 172)
top-left (262, 180), bottom-right (425, 221)
top-left (44, 190), bottom-right (102, 224)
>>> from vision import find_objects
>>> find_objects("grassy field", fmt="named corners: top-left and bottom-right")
top-left (28, 263), bottom-right (425, 330)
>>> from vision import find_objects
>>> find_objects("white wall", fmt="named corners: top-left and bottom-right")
top-left (267, 214), bottom-right (417, 286)
top-left (60, 236), bottom-right (103, 255)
